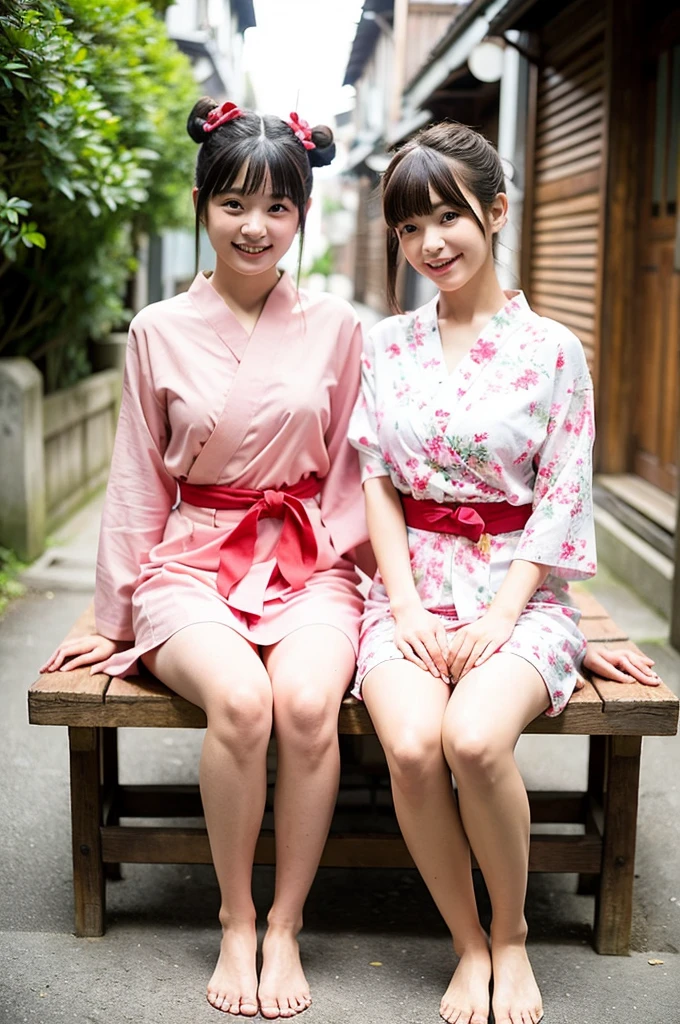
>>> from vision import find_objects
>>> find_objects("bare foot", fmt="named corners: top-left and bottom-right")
top-left (491, 935), bottom-right (543, 1024)
top-left (206, 921), bottom-right (259, 1016)
top-left (440, 939), bottom-right (492, 1024)
top-left (258, 923), bottom-right (311, 1019)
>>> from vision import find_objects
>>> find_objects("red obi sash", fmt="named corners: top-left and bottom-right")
top-left (179, 477), bottom-right (321, 597)
top-left (401, 495), bottom-right (532, 543)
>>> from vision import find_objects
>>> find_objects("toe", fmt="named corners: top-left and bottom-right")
top-left (260, 1003), bottom-right (281, 1020)
top-left (240, 999), bottom-right (259, 1018)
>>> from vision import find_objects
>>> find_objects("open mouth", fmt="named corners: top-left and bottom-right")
top-left (425, 254), bottom-right (461, 273)
top-left (233, 243), bottom-right (272, 256)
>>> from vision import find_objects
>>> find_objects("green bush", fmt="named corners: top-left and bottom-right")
top-left (0, 0), bottom-right (197, 390)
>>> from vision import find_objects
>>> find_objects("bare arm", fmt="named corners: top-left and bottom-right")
top-left (363, 476), bottom-right (448, 678)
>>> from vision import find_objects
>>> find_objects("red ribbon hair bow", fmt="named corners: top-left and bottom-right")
top-left (203, 101), bottom-right (244, 133)
top-left (286, 111), bottom-right (316, 150)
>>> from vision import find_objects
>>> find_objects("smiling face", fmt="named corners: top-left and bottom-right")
top-left (199, 163), bottom-right (306, 278)
top-left (395, 178), bottom-right (507, 294)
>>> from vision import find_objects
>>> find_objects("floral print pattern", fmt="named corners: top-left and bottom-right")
top-left (348, 291), bottom-right (596, 716)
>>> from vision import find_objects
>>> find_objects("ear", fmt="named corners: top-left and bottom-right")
top-left (489, 192), bottom-right (508, 234)
top-left (304, 196), bottom-right (312, 217)
top-left (192, 186), bottom-right (199, 212)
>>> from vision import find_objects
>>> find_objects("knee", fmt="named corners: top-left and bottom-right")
top-left (443, 725), bottom-right (505, 784)
top-left (385, 729), bottom-right (445, 797)
top-left (207, 678), bottom-right (272, 750)
top-left (275, 684), bottom-right (339, 759)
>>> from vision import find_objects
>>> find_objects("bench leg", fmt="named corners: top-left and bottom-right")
top-left (594, 735), bottom-right (642, 954)
top-left (101, 728), bottom-right (122, 881)
top-left (578, 734), bottom-right (607, 896)
top-left (69, 726), bottom-right (105, 937)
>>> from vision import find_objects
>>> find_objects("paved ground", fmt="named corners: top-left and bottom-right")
top-left (1, 496), bottom-right (679, 1024)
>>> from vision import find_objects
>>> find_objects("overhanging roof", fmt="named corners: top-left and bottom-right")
top-left (233, 0), bottom-right (256, 33)
top-left (343, 0), bottom-right (394, 87)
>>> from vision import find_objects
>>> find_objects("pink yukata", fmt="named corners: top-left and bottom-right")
top-left (95, 270), bottom-right (368, 677)
top-left (348, 290), bottom-right (597, 716)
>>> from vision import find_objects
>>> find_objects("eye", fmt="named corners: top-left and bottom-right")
top-left (269, 202), bottom-right (289, 213)
top-left (222, 199), bottom-right (242, 210)
top-left (399, 223), bottom-right (417, 235)
top-left (442, 211), bottom-right (459, 223)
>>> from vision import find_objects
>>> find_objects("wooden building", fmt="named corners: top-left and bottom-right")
top-left (345, 0), bottom-right (680, 634)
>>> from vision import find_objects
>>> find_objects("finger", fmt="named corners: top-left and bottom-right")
top-left (622, 653), bottom-right (658, 677)
top-left (396, 640), bottom-right (429, 675)
top-left (60, 652), bottom-right (99, 672)
top-left (424, 630), bottom-right (449, 677)
top-left (411, 637), bottom-right (442, 678)
top-left (461, 637), bottom-right (492, 677)
top-left (473, 639), bottom-right (497, 668)
top-left (89, 662), bottom-right (108, 676)
top-left (450, 636), bottom-right (475, 681)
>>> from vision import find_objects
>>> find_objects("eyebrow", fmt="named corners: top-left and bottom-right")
top-left (222, 187), bottom-right (287, 200)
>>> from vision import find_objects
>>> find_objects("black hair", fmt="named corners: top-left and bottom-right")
top-left (382, 121), bottom-right (506, 312)
top-left (187, 97), bottom-right (336, 274)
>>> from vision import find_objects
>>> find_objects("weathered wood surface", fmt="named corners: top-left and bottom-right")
top-left (29, 597), bottom-right (679, 736)
top-left (101, 825), bottom-right (602, 874)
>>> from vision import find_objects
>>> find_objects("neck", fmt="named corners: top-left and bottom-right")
top-left (436, 255), bottom-right (507, 324)
top-left (208, 258), bottom-right (282, 314)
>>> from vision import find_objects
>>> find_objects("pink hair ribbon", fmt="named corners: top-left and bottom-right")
top-left (203, 101), bottom-right (244, 133)
top-left (286, 111), bottom-right (316, 150)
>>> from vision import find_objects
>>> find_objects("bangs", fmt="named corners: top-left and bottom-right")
top-left (383, 146), bottom-right (479, 229)
top-left (206, 138), bottom-right (309, 209)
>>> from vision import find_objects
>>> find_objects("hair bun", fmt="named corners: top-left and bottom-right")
top-left (187, 96), bottom-right (220, 143)
top-left (308, 124), bottom-right (336, 168)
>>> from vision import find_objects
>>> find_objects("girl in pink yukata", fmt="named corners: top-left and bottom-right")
top-left (40, 97), bottom-right (374, 1019)
top-left (347, 122), bottom-right (661, 1024)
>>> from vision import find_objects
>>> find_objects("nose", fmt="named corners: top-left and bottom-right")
top-left (241, 213), bottom-right (267, 240)
top-left (422, 227), bottom-right (444, 257)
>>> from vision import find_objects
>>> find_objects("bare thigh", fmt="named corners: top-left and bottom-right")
top-left (262, 625), bottom-right (356, 733)
top-left (362, 659), bottom-right (451, 770)
top-left (142, 622), bottom-right (271, 714)
top-left (443, 653), bottom-right (550, 755)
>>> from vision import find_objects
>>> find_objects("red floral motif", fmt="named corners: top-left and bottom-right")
top-left (203, 102), bottom-right (244, 133)
top-left (470, 339), bottom-right (497, 363)
top-left (512, 369), bottom-right (540, 391)
top-left (286, 112), bottom-right (316, 150)
top-left (387, 342), bottom-right (401, 358)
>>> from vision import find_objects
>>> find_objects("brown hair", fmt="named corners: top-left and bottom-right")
top-left (186, 97), bottom-right (335, 273)
top-left (382, 122), bottom-right (505, 312)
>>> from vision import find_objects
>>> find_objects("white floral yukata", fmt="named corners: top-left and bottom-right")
top-left (348, 290), bottom-right (596, 716)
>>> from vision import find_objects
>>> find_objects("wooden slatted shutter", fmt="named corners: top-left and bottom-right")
top-left (527, 1), bottom-right (606, 380)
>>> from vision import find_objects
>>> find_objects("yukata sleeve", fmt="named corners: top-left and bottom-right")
top-left (513, 338), bottom-right (597, 581)
top-left (94, 323), bottom-right (177, 640)
top-left (318, 317), bottom-right (370, 558)
top-left (347, 325), bottom-right (390, 484)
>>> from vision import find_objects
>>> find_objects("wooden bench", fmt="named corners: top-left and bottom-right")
top-left (29, 590), bottom-right (678, 955)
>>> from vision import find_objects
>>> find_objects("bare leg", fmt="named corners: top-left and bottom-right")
top-left (442, 654), bottom-right (549, 1024)
top-left (363, 661), bottom-right (491, 1024)
top-left (257, 626), bottom-right (356, 1019)
top-left (143, 624), bottom-right (273, 1017)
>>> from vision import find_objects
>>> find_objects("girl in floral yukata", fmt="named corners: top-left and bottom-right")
top-left (347, 122), bottom-right (661, 1024)
top-left (40, 98), bottom-right (373, 1019)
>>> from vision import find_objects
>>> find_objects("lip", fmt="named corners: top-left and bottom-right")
top-left (232, 243), bottom-right (273, 258)
top-left (424, 253), bottom-right (462, 275)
